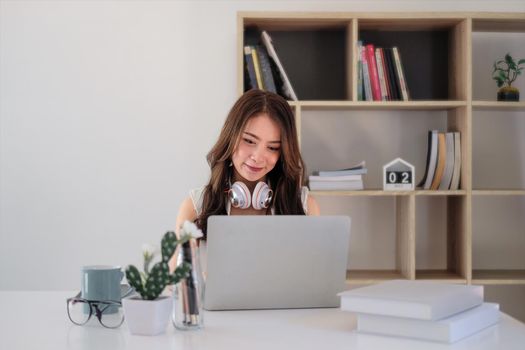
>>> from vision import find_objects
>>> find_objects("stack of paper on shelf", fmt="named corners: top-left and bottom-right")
top-left (338, 280), bottom-right (500, 343)
top-left (309, 161), bottom-right (367, 191)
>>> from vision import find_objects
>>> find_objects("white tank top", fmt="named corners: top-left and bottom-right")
top-left (189, 186), bottom-right (310, 216)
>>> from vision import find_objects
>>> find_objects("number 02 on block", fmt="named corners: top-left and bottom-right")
top-left (383, 158), bottom-right (415, 191)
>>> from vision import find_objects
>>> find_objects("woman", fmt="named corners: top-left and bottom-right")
top-left (175, 89), bottom-right (320, 239)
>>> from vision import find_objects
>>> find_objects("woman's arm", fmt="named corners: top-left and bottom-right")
top-left (175, 196), bottom-right (198, 236)
top-left (307, 196), bottom-right (320, 216)
top-left (168, 196), bottom-right (198, 272)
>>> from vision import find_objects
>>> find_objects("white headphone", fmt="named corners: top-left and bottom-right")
top-left (228, 181), bottom-right (273, 210)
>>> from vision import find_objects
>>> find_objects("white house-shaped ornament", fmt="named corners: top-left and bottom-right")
top-left (383, 158), bottom-right (415, 191)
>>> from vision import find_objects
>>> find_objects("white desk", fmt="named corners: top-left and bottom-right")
top-left (1, 291), bottom-right (524, 350)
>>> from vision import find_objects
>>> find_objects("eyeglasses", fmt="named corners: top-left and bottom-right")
top-left (66, 292), bottom-right (124, 328)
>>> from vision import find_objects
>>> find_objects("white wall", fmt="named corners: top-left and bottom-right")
top-left (1, 0), bottom-right (524, 319)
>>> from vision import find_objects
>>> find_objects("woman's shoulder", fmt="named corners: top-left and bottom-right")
top-left (189, 186), bottom-right (206, 216)
top-left (300, 186), bottom-right (309, 213)
top-left (301, 186), bottom-right (320, 216)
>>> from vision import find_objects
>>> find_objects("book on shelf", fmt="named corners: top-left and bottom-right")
top-left (375, 48), bottom-right (388, 101)
top-left (365, 44), bottom-right (382, 101)
top-left (430, 132), bottom-right (447, 190)
top-left (338, 280), bottom-right (484, 320)
top-left (243, 46), bottom-right (258, 90)
top-left (419, 130), bottom-right (461, 190)
top-left (317, 161), bottom-right (367, 177)
top-left (360, 45), bottom-right (373, 101)
top-left (255, 45), bottom-right (277, 93)
top-left (449, 132), bottom-right (461, 190)
top-left (419, 130), bottom-right (438, 190)
top-left (357, 41), bottom-right (364, 101)
top-left (438, 132), bottom-right (455, 190)
top-left (309, 180), bottom-right (363, 191)
top-left (379, 48), bottom-right (392, 101)
top-left (386, 48), bottom-right (402, 101)
top-left (250, 46), bottom-right (264, 89)
top-left (392, 47), bottom-right (410, 101)
top-left (356, 303), bottom-right (500, 343)
top-left (383, 47), bottom-right (399, 100)
top-left (260, 31), bottom-right (298, 101)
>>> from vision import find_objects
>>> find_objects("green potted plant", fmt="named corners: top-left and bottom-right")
top-left (492, 53), bottom-right (525, 101)
top-left (122, 229), bottom-right (195, 336)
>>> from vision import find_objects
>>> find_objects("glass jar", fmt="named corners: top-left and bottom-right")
top-left (172, 240), bottom-right (205, 330)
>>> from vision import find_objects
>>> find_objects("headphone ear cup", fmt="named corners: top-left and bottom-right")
top-left (229, 181), bottom-right (251, 209)
top-left (252, 182), bottom-right (273, 210)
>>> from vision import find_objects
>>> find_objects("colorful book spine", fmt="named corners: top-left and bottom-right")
top-left (250, 46), bottom-right (264, 90)
top-left (361, 46), bottom-right (373, 101)
top-left (430, 132), bottom-right (447, 190)
top-left (243, 46), bottom-right (258, 90)
top-left (365, 44), bottom-right (382, 101)
top-left (375, 48), bottom-right (388, 101)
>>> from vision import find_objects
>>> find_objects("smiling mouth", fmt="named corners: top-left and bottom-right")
top-left (245, 164), bottom-right (263, 172)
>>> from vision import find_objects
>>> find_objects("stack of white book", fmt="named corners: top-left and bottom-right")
top-left (309, 161), bottom-right (366, 191)
top-left (338, 280), bottom-right (500, 343)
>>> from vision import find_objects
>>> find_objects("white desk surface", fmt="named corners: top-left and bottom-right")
top-left (1, 291), bottom-right (524, 350)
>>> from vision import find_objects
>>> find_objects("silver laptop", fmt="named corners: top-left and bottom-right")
top-left (204, 216), bottom-right (351, 310)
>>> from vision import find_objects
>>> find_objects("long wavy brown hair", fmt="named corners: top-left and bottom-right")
top-left (196, 89), bottom-right (306, 238)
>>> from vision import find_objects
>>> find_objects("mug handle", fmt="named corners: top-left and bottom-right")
top-left (120, 284), bottom-right (134, 299)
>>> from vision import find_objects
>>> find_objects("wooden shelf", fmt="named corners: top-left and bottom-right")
top-left (310, 190), bottom-right (467, 197)
top-left (472, 270), bottom-right (525, 285)
top-left (416, 270), bottom-right (467, 283)
top-left (472, 101), bottom-right (525, 110)
top-left (473, 190), bottom-right (525, 196)
top-left (346, 270), bottom-right (406, 284)
top-left (288, 100), bottom-right (466, 110)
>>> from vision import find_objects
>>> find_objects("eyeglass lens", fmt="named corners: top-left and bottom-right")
top-left (67, 299), bottom-right (124, 328)
top-left (67, 299), bottom-right (91, 325)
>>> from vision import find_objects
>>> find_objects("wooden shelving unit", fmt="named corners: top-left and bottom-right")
top-left (237, 12), bottom-right (525, 286)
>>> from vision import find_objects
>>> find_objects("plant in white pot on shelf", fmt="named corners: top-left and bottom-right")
top-left (123, 230), bottom-right (194, 336)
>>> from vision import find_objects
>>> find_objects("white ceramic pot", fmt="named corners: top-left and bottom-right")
top-left (122, 296), bottom-right (173, 336)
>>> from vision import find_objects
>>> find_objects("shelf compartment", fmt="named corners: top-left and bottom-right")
top-left (346, 269), bottom-right (406, 284)
top-left (242, 21), bottom-right (350, 100)
top-left (357, 18), bottom-right (468, 101)
top-left (472, 196), bottom-right (525, 285)
top-left (472, 270), bottom-right (525, 285)
top-left (301, 108), bottom-right (466, 190)
top-left (472, 110), bottom-right (525, 190)
top-left (472, 31), bottom-right (525, 101)
top-left (313, 195), bottom-right (414, 280)
top-left (416, 196), bottom-right (471, 281)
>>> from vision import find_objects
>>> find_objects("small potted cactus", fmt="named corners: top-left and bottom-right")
top-left (492, 53), bottom-right (525, 101)
top-left (122, 230), bottom-right (193, 336)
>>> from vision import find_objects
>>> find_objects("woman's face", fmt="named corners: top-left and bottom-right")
top-left (231, 113), bottom-right (281, 184)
